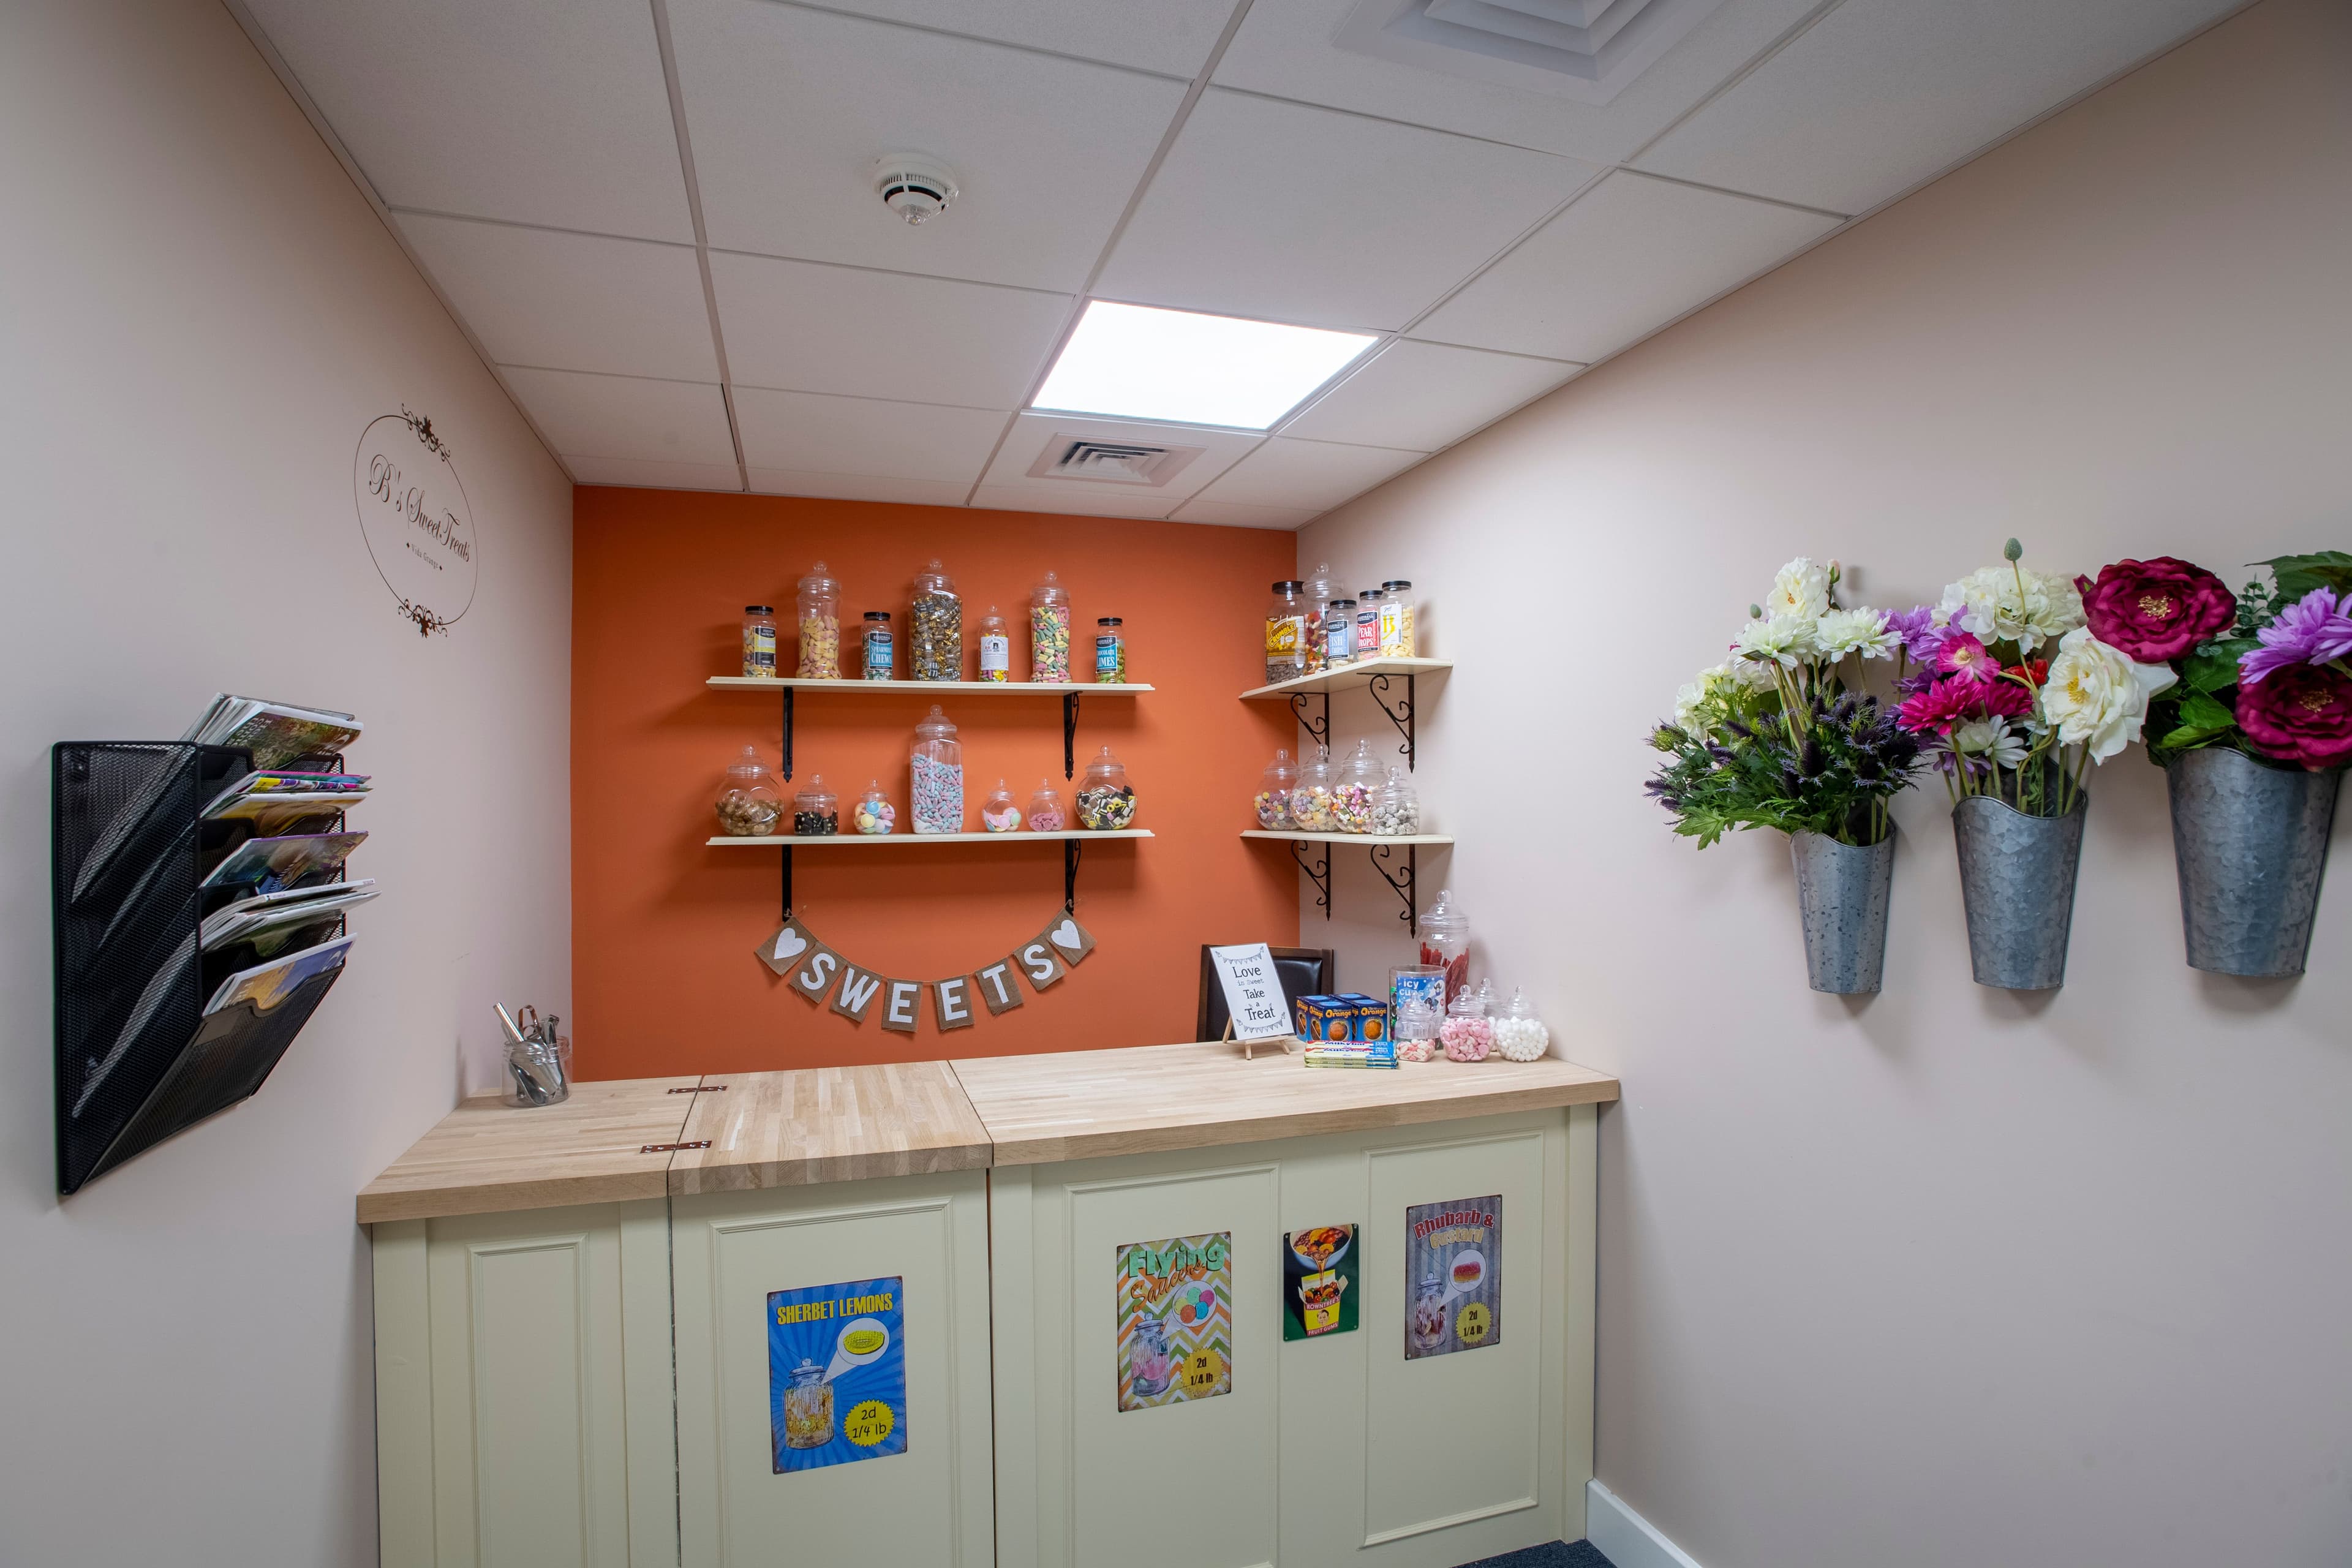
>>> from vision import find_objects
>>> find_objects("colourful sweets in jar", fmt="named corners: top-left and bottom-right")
top-left (1094, 617), bottom-right (1126, 682)
top-left (980, 778), bottom-right (1022, 832)
top-left (742, 604), bottom-right (777, 678)
top-left (861, 611), bottom-right (894, 679)
top-left (853, 780), bottom-right (897, 835)
top-left (1254, 748), bottom-right (1297, 830)
top-left (1025, 778), bottom-right (1066, 832)
top-left (1439, 986), bottom-right (1493, 1063)
top-left (1030, 571), bottom-right (1072, 682)
top-left (977, 605), bottom-right (1011, 683)
top-left (796, 562), bottom-right (840, 678)
top-left (1076, 745), bottom-right (1137, 830)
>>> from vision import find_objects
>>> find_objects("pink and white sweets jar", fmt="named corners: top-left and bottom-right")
top-left (1439, 985), bottom-right (1492, 1063)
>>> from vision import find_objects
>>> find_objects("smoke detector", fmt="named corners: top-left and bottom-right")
top-left (873, 154), bottom-right (960, 225)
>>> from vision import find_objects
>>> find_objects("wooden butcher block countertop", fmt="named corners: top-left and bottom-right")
top-left (360, 1046), bottom-right (1619, 1221)
top-left (948, 1041), bottom-right (1620, 1166)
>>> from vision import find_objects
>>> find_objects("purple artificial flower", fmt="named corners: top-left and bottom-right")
top-left (2240, 588), bottom-right (2352, 685)
top-left (1884, 606), bottom-right (1947, 663)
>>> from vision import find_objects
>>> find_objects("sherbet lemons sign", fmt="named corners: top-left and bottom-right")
top-left (353, 407), bottom-right (477, 635)
top-left (1117, 1232), bottom-right (1232, 1412)
top-left (768, 1276), bottom-right (907, 1472)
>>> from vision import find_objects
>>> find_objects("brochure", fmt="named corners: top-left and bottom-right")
top-left (200, 880), bottom-right (379, 952)
top-left (203, 933), bottom-right (353, 1016)
top-left (200, 831), bottom-right (368, 894)
top-left (183, 695), bottom-right (362, 770)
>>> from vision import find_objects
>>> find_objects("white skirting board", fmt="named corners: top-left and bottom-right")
top-left (1587, 1479), bottom-right (1706, 1568)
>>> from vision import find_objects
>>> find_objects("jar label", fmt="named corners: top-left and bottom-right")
top-left (1265, 616), bottom-right (1302, 655)
top-left (1326, 618), bottom-right (1352, 658)
top-left (979, 633), bottom-right (1009, 673)
top-left (1095, 636), bottom-right (1120, 674)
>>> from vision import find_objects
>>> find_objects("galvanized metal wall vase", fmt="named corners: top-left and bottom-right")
top-left (2166, 748), bottom-right (2343, 976)
top-left (1951, 793), bottom-right (2088, 989)
top-left (1789, 830), bottom-right (1896, 994)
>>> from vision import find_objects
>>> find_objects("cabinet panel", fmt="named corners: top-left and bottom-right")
top-left (670, 1170), bottom-right (994, 1568)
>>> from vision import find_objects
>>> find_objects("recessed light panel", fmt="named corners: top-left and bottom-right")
top-left (1031, 301), bottom-right (1378, 431)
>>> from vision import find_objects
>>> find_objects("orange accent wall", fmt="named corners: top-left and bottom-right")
top-left (572, 487), bottom-right (1300, 1079)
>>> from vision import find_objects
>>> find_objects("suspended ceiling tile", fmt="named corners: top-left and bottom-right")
top-left (1095, 88), bottom-right (1601, 332)
top-left (969, 486), bottom-right (1182, 521)
top-left (1633, 0), bottom-right (2242, 214)
top-left (745, 470), bottom-right (975, 508)
top-left (978, 412), bottom-right (1264, 505)
top-left (500, 368), bottom-right (736, 466)
top-left (669, 0), bottom-right (1185, 292)
top-left (394, 216), bottom-right (717, 382)
top-left (1168, 499), bottom-right (1323, 530)
top-left (733, 388), bottom-right (1009, 483)
top-left (1209, 0), bottom-right (1823, 163)
top-left (1412, 171), bottom-right (1840, 363)
top-left (712, 252), bottom-right (1071, 409)
top-left (566, 455), bottom-right (744, 492)
top-left (1281, 339), bottom-right (1581, 451)
top-left (1199, 437), bottom-right (1425, 511)
top-left (802, 0), bottom-right (1238, 78)
top-left (241, 0), bottom-right (691, 241)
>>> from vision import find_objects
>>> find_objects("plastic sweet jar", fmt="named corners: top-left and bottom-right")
top-left (1290, 747), bottom-right (1337, 832)
top-left (976, 605), bottom-right (1011, 684)
top-left (981, 778), bottom-right (1022, 832)
top-left (1371, 764), bottom-right (1421, 835)
top-left (793, 774), bottom-right (839, 836)
top-left (1395, 995), bottom-right (1440, 1063)
top-left (1332, 738), bottom-right (1381, 834)
top-left (1302, 561), bottom-right (1333, 676)
top-left (1129, 1315), bottom-right (1173, 1398)
top-left (1381, 579), bottom-right (1416, 657)
top-left (1265, 579), bottom-right (1307, 685)
top-left (1026, 778), bottom-right (1067, 832)
top-left (853, 779), bottom-right (897, 835)
top-left (796, 562), bottom-right (840, 678)
top-left (1418, 888), bottom-right (1471, 1005)
top-left (1493, 986), bottom-right (1550, 1062)
top-left (1094, 617), bottom-right (1127, 683)
top-left (1030, 571), bottom-right (1072, 682)
top-left (715, 745), bottom-right (782, 837)
top-left (741, 604), bottom-right (778, 679)
top-left (1254, 748), bottom-right (1297, 830)
top-left (861, 611), bottom-right (894, 680)
top-left (1324, 598), bottom-right (1356, 669)
top-left (1076, 746), bottom-right (1138, 830)
top-left (1439, 983), bottom-right (1493, 1063)
top-left (1354, 587), bottom-right (1384, 658)
top-left (910, 704), bottom-right (965, 833)
top-left (783, 1360), bottom-right (834, 1449)
top-left (911, 559), bottom-right (963, 680)
top-left (1409, 1275), bottom-right (1450, 1353)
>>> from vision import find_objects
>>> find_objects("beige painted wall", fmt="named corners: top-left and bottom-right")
top-left (0, 1), bottom-right (572, 1561)
top-left (1300, 2), bottom-right (2352, 1563)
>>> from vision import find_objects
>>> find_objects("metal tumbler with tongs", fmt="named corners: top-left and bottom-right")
top-left (496, 1003), bottom-right (572, 1107)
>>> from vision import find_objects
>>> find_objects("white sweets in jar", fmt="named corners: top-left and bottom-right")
top-left (1492, 987), bottom-right (1550, 1062)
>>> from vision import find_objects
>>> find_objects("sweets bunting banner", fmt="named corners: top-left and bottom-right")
top-left (761, 911), bottom-right (1096, 1032)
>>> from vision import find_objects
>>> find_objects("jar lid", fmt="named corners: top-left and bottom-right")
top-left (1032, 571), bottom-right (1068, 602)
top-left (915, 703), bottom-right (957, 738)
top-left (914, 557), bottom-right (956, 590)
top-left (1359, 586), bottom-right (1385, 600)
top-left (1330, 597), bottom-right (1355, 608)
top-left (745, 605), bottom-right (774, 614)
top-left (864, 609), bottom-right (891, 621)
top-left (1098, 616), bottom-right (1122, 627)
top-left (1272, 579), bottom-right (1303, 592)
top-left (1383, 579), bottom-right (1413, 591)
top-left (798, 560), bottom-right (836, 592)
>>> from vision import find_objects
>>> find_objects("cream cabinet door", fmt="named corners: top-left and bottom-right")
top-left (669, 1170), bottom-right (996, 1568)
top-left (991, 1106), bottom-right (1597, 1568)
top-left (372, 1200), bottom-right (680, 1568)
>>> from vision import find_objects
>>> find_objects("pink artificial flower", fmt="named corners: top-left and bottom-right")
top-left (2075, 557), bottom-right (2236, 663)
top-left (1936, 633), bottom-right (1999, 684)
top-left (1897, 673), bottom-right (2033, 736)
top-left (2236, 663), bottom-right (2352, 769)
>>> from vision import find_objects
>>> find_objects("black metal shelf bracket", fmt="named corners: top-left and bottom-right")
top-left (1366, 671), bottom-right (1417, 771)
top-left (1370, 842), bottom-right (1421, 936)
top-left (780, 685), bottom-right (795, 782)
top-left (1063, 692), bottom-right (1079, 780)
top-left (780, 843), bottom-right (793, 920)
top-left (1063, 837), bottom-right (1081, 912)
top-left (1287, 839), bottom-right (1332, 919)
top-left (1287, 690), bottom-right (1330, 753)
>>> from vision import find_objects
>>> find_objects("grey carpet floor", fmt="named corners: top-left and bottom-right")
top-left (1454, 1542), bottom-right (1615, 1568)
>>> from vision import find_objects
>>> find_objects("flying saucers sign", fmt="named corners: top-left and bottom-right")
top-left (353, 408), bottom-right (477, 635)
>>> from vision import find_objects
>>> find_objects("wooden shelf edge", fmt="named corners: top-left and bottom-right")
top-left (707, 830), bottom-right (1155, 846)
top-left (1236, 658), bottom-right (1451, 702)
top-left (1238, 831), bottom-right (1453, 846)
top-left (707, 676), bottom-right (1153, 693)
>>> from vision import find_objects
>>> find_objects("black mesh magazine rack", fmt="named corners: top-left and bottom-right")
top-left (52, 741), bottom-right (349, 1194)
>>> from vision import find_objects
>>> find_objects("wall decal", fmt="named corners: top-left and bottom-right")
top-left (768, 1276), bottom-right (907, 1473)
top-left (1117, 1232), bottom-right (1232, 1412)
top-left (352, 407), bottom-right (478, 635)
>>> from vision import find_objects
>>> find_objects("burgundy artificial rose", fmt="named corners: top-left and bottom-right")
top-left (2236, 662), bottom-right (2352, 769)
top-left (2074, 556), bottom-right (2236, 662)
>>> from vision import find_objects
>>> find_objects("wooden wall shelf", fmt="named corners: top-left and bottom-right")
top-left (1240, 657), bottom-right (1448, 769)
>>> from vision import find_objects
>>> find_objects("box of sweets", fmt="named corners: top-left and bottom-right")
top-left (1295, 993), bottom-right (1390, 1044)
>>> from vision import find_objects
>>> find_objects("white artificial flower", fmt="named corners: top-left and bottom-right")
top-left (1766, 557), bottom-right (1831, 622)
top-left (1672, 678), bottom-right (1708, 731)
top-left (1814, 606), bottom-right (1896, 660)
top-left (1675, 662), bottom-right (1764, 729)
top-left (2039, 627), bottom-right (2178, 762)
top-left (1735, 616), bottom-right (1812, 669)
top-left (1948, 716), bottom-right (2029, 771)
top-left (1939, 564), bottom-right (2086, 652)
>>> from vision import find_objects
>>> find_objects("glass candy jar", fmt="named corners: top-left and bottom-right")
top-left (1331, 738), bottom-right (1380, 834)
top-left (1380, 579), bottom-right (1416, 657)
top-left (1302, 561), bottom-right (1333, 676)
top-left (714, 745), bottom-right (781, 837)
top-left (1493, 987), bottom-right (1550, 1062)
top-left (1371, 765), bottom-right (1420, 835)
top-left (911, 559), bottom-right (962, 680)
top-left (741, 604), bottom-right (778, 678)
top-left (1030, 571), bottom-right (1071, 682)
top-left (1289, 746), bottom-right (1337, 832)
top-left (861, 610), bottom-right (894, 679)
top-left (1025, 777), bottom-right (1067, 832)
top-left (1418, 887), bottom-right (1471, 1005)
top-left (1395, 995), bottom-right (1440, 1063)
top-left (1076, 745), bottom-right (1138, 830)
top-left (796, 562), bottom-right (840, 678)
top-left (1254, 748), bottom-right (1297, 830)
top-left (853, 779), bottom-right (897, 835)
top-left (977, 605), bottom-right (1011, 683)
top-left (981, 778), bottom-right (1022, 832)
top-left (1439, 983), bottom-right (1493, 1063)
top-left (1265, 579), bottom-right (1306, 685)
top-left (793, 774), bottom-right (839, 836)
top-left (1324, 598), bottom-right (1356, 669)
top-left (910, 704), bottom-right (964, 833)
top-left (783, 1360), bottom-right (833, 1449)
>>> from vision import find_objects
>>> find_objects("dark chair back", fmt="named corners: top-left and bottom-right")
top-left (1196, 945), bottom-right (1336, 1042)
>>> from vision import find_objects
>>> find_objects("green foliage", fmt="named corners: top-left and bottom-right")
top-left (2256, 551), bottom-right (2352, 601)
top-left (1646, 683), bottom-right (1923, 850)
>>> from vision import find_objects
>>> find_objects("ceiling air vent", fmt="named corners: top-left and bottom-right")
top-left (1026, 435), bottom-right (1205, 488)
top-left (1333, 0), bottom-right (1724, 104)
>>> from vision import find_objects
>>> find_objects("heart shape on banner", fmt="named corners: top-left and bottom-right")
top-left (773, 928), bottom-right (810, 962)
top-left (1049, 919), bottom-right (1083, 951)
